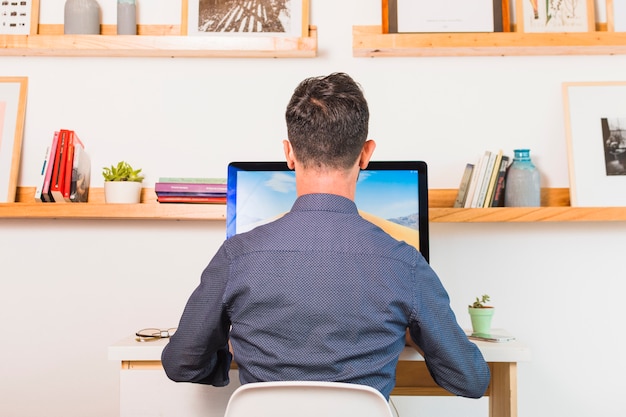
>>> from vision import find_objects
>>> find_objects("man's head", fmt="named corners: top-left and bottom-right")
top-left (285, 72), bottom-right (370, 171)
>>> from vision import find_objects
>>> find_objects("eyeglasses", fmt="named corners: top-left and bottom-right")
top-left (135, 327), bottom-right (177, 342)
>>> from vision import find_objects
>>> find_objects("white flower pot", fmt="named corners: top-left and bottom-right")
top-left (104, 181), bottom-right (142, 204)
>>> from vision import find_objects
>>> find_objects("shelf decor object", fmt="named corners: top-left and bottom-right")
top-left (187, 0), bottom-right (309, 38)
top-left (0, 77), bottom-right (28, 203)
top-left (563, 81), bottom-right (626, 207)
top-left (117, 0), bottom-right (137, 35)
top-left (516, 0), bottom-right (595, 33)
top-left (0, 0), bottom-right (39, 35)
top-left (64, 0), bottom-right (101, 34)
top-left (382, 0), bottom-right (507, 33)
top-left (607, 0), bottom-right (626, 32)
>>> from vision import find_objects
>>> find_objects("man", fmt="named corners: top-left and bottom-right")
top-left (161, 72), bottom-right (490, 399)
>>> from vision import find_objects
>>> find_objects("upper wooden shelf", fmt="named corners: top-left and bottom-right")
top-left (0, 26), bottom-right (317, 58)
top-left (352, 25), bottom-right (626, 57)
top-left (2, 187), bottom-right (626, 222)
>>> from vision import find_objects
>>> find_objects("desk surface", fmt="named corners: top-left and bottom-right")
top-left (108, 329), bottom-right (531, 363)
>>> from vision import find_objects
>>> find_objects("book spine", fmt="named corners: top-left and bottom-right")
top-left (463, 154), bottom-right (484, 208)
top-left (489, 155), bottom-right (510, 207)
top-left (50, 129), bottom-right (69, 203)
top-left (475, 151), bottom-right (497, 208)
top-left (34, 144), bottom-right (53, 202)
top-left (157, 177), bottom-right (226, 184)
top-left (155, 183), bottom-right (227, 193)
top-left (482, 150), bottom-right (503, 208)
top-left (468, 151), bottom-right (490, 208)
top-left (453, 163), bottom-right (474, 208)
top-left (41, 132), bottom-right (60, 203)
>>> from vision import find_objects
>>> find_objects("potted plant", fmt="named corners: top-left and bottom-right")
top-left (102, 161), bottom-right (145, 203)
top-left (468, 294), bottom-right (494, 335)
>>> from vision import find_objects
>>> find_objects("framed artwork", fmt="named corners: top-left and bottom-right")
top-left (0, 77), bottom-right (28, 203)
top-left (187, 0), bottom-right (308, 37)
top-left (563, 81), bottom-right (626, 207)
top-left (607, 0), bottom-right (626, 32)
top-left (382, 0), bottom-right (508, 33)
top-left (0, 0), bottom-right (39, 35)
top-left (516, 0), bottom-right (595, 33)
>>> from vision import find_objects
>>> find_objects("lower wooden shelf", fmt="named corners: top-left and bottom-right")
top-left (1, 187), bottom-right (625, 222)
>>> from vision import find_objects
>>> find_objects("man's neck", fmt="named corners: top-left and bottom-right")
top-left (295, 166), bottom-right (359, 200)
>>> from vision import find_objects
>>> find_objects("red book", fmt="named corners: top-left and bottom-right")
top-left (49, 129), bottom-right (70, 203)
top-left (62, 131), bottom-right (85, 202)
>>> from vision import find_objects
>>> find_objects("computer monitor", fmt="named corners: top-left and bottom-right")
top-left (226, 161), bottom-right (429, 262)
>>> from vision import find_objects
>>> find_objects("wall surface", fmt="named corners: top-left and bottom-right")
top-left (1, 1), bottom-right (625, 416)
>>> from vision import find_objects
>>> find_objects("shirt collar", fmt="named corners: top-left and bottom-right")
top-left (291, 193), bottom-right (358, 214)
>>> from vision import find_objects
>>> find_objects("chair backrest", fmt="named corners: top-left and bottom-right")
top-left (223, 381), bottom-right (394, 417)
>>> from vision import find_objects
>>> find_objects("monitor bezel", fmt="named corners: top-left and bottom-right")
top-left (226, 160), bottom-right (429, 262)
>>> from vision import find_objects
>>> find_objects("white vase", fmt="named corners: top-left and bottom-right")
top-left (104, 181), bottom-right (142, 204)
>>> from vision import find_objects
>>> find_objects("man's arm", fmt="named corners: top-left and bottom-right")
top-left (161, 245), bottom-right (232, 386)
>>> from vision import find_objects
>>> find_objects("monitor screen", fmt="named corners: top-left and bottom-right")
top-left (226, 161), bottom-right (429, 262)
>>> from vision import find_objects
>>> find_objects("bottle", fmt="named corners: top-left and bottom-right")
top-left (64, 0), bottom-right (101, 35)
top-left (117, 0), bottom-right (137, 35)
top-left (504, 149), bottom-right (541, 207)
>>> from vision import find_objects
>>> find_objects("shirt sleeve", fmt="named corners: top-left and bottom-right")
top-left (161, 244), bottom-right (232, 386)
top-left (408, 260), bottom-right (491, 398)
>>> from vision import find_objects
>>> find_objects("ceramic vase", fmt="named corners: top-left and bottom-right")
top-left (504, 149), bottom-right (540, 207)
top-left (117, 0), bottom-right (137, 35)
top-left (64, 0), bottom-right (101, 34)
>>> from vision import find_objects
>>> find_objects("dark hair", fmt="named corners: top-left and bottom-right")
top-left (285, 72), bottom-right (369, 170)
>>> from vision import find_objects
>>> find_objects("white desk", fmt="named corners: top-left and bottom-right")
top-left (109, 331), bottom-right (530, 417)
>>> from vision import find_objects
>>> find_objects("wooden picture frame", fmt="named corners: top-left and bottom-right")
top-left (563, 81), bottom-right (626, 207)
top-left (186, 0), bottom-right (309, 37)
top-left (0, 0), bottom-right (39, 35)
top-left (0, 77), bottom-right (28, 203)
top-left (516, 0), bottom-right (595, 33)
top-left (607, 0), bottom-right (626, 32)
top-left (382, 0), bottom-right (509, 33)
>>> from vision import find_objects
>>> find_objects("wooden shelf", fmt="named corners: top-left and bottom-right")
top-left (0, 26), bottom-right (317, 58)
top-left (353, 25), bottom-right (626, 57)
top-left (2, 187), bottom-right (626, 222)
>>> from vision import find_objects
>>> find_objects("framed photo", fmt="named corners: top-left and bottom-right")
top-left (563, 81), bottom-right (626, 207)
top-left (382, 0), bottom-right (507, 33)
top-left (0, 77), bottom-right (28, 203)
top-left (516, 0), bottom-right (595, 33)
top-left (0, 0), bottom-right (39, 35)
top-left (607, 0), bottom-right (626, 32)
top-left (187, 0), bottom-right (308, 37)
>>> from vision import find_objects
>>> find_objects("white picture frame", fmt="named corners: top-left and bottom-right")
top-left (187, 0), bottom-right (307, 37)
top-left (0, 0), bottom-right (38, 35)
top-left (516, 0), bottom-right (595, 33)
top-left (0, 77), bottom-right (28, 203)
top-left (563, 81), bottom-right (626, 207)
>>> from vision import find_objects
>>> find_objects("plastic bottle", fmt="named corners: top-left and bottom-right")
top-left (504, 149), bottom-right (541, 207)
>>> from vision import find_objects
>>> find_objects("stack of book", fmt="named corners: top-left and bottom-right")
top-left (35, 129), bottom-right (91, 203)
top-left (454, 150), bottom-right (510, 208)
top-left (155, 178), bottom-right (227, 204)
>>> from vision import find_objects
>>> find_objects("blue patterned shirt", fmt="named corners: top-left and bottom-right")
top-left (162, 193), bottom-right (490, 399)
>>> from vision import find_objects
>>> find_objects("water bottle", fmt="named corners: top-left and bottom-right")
top-left (64, 0), bottom-right (101, 34)
top-left (117, 0), bottom-right (137, 35)
top-left (504, 149), bottom-right (540, 207)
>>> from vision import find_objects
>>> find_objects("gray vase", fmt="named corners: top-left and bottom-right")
top-left (64, 0), bottom-right (101, 35)
top-left (117, 0), bottom-right (137, 35)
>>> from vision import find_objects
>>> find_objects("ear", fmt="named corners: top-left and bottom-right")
top-left (358, 140), bottom-right (377, 169)
top-left (283, 140), bottom-right (296, 169)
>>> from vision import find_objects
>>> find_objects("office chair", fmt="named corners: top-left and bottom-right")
top-left (223, 380), bottom-right (394, 417)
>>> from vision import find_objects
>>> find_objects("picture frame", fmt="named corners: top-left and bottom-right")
top-left (0, 0), bottom-right (39, 35)
top-left (516, 0), bottom-right (595, 33)
top-left (0, 77), bottom-right (28, 203)
top-left (186, 0), bottom-right (309, 37)
top-left (607, 0), bottom-right (626, 32)
top-left (563, 81), bottom-right (626, 207)
top-left (382, 0), bottom-right (509, 33)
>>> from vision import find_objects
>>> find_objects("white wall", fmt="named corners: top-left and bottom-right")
top-left (1, 1), bottom-right (625, 416)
